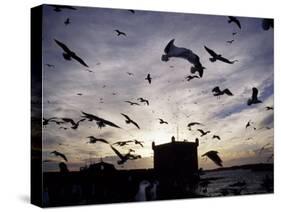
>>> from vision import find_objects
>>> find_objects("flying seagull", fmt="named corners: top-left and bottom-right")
top-left (50, 5), bottom-right (77, 12)
top-left (145, 74), bottom-right (152, 84)
top-left (115, 30), bottom-right (127, 36)
top-left (204, 46), bottom-right (238, 64)
top-left (159, 119), bottom-right (168, 124)
top-left (81, 111), bottom-right (121, 129)
top-left (54, 39), bottom-right (89, 67)
top-left (45, 64), bottom-right (55, 68)
top-left (43, 117), bottom-right (58, 126)
top-left (212, 135), bottom-right (221, 140)
top-left (61, 118), bottom-right (85, 129)
top-left (50, 151), bottom-right (68, 162)
top-left (87, 136), bottom-right (109, 144)
top-left (247, 87), bottom-right (262, 106)
top-left (185, 75), bottom-right (199, 82)
top-left (226, 39), bottom-right (234, 44)
top-left (138, 97), bottom-right (149, 105)
top-left (64, 18), bottom-right (70, 25)
top-left (110, 145), bottom-right (140, 164)
top-left (133, 140), bottom-right (144, 147)
top-left (197, 129), bottom-right (211, 137)
top-left (265, 106), bottom-right (273, 110)
top-left (162, 39), bottom-right (205, 77)
top-left (212, 86), bottom-right (233, 97)
top-left (232, 32), bottom-right (237, 36)
top-left (121, 113), bottom-right (140, 129)
top-left (202, 150), bottom-right (223, 167)
top-left (113, 141), bottom-right (131, 147)
top-left (128, 9), bottom-right (135, 14)
top-left (228, 16), bottom-right (241, 29)
top-left (124, 101), bottom-right (140, 106)
top-left (187, 122), bottom-right (202, 130)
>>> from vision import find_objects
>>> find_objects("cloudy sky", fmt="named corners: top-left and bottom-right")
top-left (41, 5), bottom-right (273, 172)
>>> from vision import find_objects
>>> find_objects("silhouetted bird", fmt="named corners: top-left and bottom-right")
top-left (185, 75), bottom-right (199, 82)
top-left (77, 93), bottom-right (83, 96)
top-left (62, 118), bottom-right (85, 129)
top-left (128, 9), bottom-right (135, 14)
top-left (265, 106), bottom-right (273, 110)
top-left (50, 151), bottom-right (68, 162)
top-left (232, 32), bottom-right (237, 36)
top-left (245, 120), bottom-right (253, 129)
top-left (226, 39), bottom-right (234, 44)
top-left (127, 72), bottom-right (134, 76)
top-left (187, 122), bottom-right (202, 130)
top-left (202, 150), bottom-right (223, 167)
top-left (110, 145), bottom-right (140, 164)
top-left (45, 64), bottom-right (55, 68)
top-left (138, 97), bottom-right (149, 105)
top-left (54, 39), bottom-right (89, 67)
top-left (145, 74), bottom-right (152, 84)
top-left (50, 5), bottom-right (77, 12)
top-left (247, 87), bottom-right (262, 106)
top-left (204, 46), bottom-right (238, 64)
top-left (87, 136), bottom-right (109, 144)
top-left (162, 39), bottom-right (205, 77)
top-left (115, 30), bottom-right (127, 36)
top-left (262, 19), bottom-right (274, 31)
top-left (125, 101), bottom-right (140, 106)
top-left (81, 111), bottom-right (121, 129)
top-left (197, 129), bottom-right (211, 137)
top-left (159, 119), bottom-right (168, 124)
top-left (64, 18), bottom-right (70, 25)
top-left (121, 113), bottom-right (140, 129)
top-left (212, 135), bottom-right (221, 140)
top-left (212, 86), bottom-right (233, 97)
top-left (228, 16), bottom-right (241, 29)
top-left (43, 117), bottom-right (58, 126)
top-left (133, 139), bottom-right (144, 147)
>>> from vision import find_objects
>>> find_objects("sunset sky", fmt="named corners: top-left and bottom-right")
top-left (41, 5), bottom-right (273, 172)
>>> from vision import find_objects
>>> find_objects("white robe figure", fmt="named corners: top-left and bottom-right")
top-left (134, 180), bottom-right (150, 201)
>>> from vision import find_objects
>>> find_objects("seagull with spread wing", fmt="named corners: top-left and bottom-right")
top-left (50, 151), bottom-right (68, 162)
top-left (61, 118), bottom-right (85, 129)
top-left (187, 122), bottom-right (202, 130)
top-left (124, 101), bottom-right (140, 106)
top-left (212, 86), bottom-right (233, 97)
top-left (121, 113), bottom-right (140, 129)
top-left (87, 136), bottom-right (109, 144)
top-left (81, 111), bottom-right (121, 129)
top-left (114, 30), bottom-right (127, 36)
top-left (110, 145), bottom-right (140, 164)
top-left (54, 39), bottom-right (89, 67)
top-left (162, 39), bottom-right (205, 77)
top-left (202, 150), bottom-right (223, 167)
top-left (197, 129), bottom-right (211, 137)
top-left (138, 97), bottom-right (149, 106)
top-left (159, 119), bottom-right (168, 124)
top-left (204, 46), bottom-right (238, 64)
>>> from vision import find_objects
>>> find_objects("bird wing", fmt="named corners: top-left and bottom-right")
top-left (121, 113), bottom-right (130, 121)
top-left (62, 118), bottom-right (75, 125)
top-left (164, 39), bottom-right (175, 54)
top-left (77, 118), bottom-right (86, 124)
top-left (145, 100), bottom-right (149, 105)
top-left (131, 120), bottom-right (140, 129)
top-left (54, 39), bottom-right (72, 54)
top-left (212, 86), bottom-right (220, 93)
top-left (71, 53), bottom-right (89, 67)
top-left (202, 151), bottom-right (222, 167)
top-left (99, 138), bottom-right (109, 144)
top-left (110, 145), bottom-right (124, 160)
top-left (223, 89), bottom-right (233, 96)
top-left (101, 118), bottom-right (121, 128)
top-left (204, 46), bottom-right (217, 57)
top-left (197, 129), bottom-right (204, 134)
top-left (218, 56), bottom-right (234, 64)
top-left (234, 19), bottom-right (241, 29)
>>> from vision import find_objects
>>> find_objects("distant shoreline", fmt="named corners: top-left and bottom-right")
top-left (43, 163), bottom-right (273, 174)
